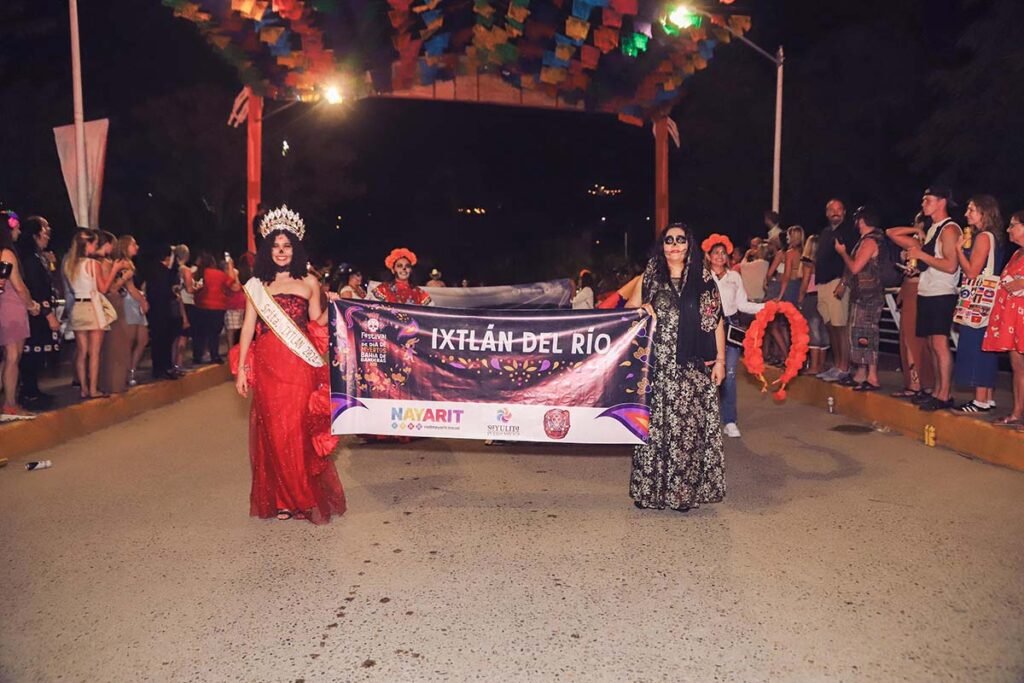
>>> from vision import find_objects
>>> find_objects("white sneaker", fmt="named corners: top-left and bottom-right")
top-left (723, 422), bottom-right (741, 438)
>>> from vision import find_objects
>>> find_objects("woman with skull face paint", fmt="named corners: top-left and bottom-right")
top-left (234, 206), bottom-right (346, 524)
top-left (625, 223), bottom-right (726, 511)
top-left (370, 248), bottom-right (434, 305)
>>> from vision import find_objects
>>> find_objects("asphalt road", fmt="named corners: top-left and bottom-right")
top-left (2, 382), bottom-right (1022, 682)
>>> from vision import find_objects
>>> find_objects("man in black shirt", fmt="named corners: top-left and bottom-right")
top-left (143, 244), bottom-right (182, 380)
top-left (814, 198), bottom-right (857, 382)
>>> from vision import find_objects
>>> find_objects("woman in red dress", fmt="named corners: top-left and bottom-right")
top-left (234, 206), bottom-right (346, 523)
top-left (983, 210), bottom-right (1024, 428)
top-left (370, 247), bottom-right (434, 305)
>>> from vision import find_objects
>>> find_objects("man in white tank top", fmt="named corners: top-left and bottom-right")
top-left (903, 186), bottom-right (962, 411)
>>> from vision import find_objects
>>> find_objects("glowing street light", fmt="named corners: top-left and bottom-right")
top-left (323, 84), bottom-right (344, 105)
top-left (662, 4), bottom-right (785, 213)
top-left (665, 5), bottom-right (702, 30)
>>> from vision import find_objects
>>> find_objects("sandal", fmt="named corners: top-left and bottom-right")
top-left (853, 382), bottom-right (881, 392)
top-left (275, 509), bottom-right (293, 520)
top-left (993, 415), bottom-right (1023, 427)
top-left (890, 388), bottom-right (921, 398)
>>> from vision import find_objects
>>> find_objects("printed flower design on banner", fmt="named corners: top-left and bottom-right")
top-left (431, 354), bottom-right (572, 384)
top-left (619, 314), bottom-right (653, 396)
top-left (488, 357), bottom-right (578, 387)
top-left (360, 364), bottom-right (391, 392)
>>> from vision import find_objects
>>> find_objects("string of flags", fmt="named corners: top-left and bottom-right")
top-left (162, 0), bottom-right (751, 123)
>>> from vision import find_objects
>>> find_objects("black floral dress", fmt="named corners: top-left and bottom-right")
top-left (631, 262), bottom-right (725, 510)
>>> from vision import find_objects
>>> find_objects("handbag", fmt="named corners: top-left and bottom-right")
top-left (725, 315), bottom-right (747, 348)
top-left (953, 232), bottom-right (998, 329)
top-left (98, 293), bottom-right (118, 326)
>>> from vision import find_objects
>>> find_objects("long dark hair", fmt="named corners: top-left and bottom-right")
top-left (194, 250), bottom-right (218, 274)
top-left (0, 225), bottom-right (14, 253)
top-left (16, 216), bottom-right (48, 255)
top-left (254, 229), bottom-right (309, 283)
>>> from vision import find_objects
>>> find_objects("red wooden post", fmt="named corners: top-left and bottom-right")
top-left (246, 92), bottom-right (263, 255)
top-left (654, 116), bottom-right (669, 235)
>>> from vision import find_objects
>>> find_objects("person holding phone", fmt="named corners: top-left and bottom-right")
top-left (192, 250), bottom-right (240, 364)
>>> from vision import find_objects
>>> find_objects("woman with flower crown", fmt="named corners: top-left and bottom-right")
top-left (369, 248), bottom-right (434, 306)
top-left (233, 206), bottom-right (346, 523)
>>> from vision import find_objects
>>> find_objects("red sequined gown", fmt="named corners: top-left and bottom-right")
top-left (241, 294), bottom-right (346, 524)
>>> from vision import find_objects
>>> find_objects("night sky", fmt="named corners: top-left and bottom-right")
top-left (1, 0), bottom-right (1020, 285)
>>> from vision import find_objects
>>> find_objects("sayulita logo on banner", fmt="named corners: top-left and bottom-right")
top-left (327, 300), bottom-right (653, 444)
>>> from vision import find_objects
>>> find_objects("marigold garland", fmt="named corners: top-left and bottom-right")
top-left (742, 300), bottom-right (810, 401)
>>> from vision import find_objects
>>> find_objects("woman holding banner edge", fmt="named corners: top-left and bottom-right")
top-left (233, 205), bottom-right (346, 524)
top-left (626, 223), bottom-right (727, 511)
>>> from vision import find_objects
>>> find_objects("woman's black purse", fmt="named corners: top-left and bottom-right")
top-left (725, 314), bottom-right (748, 348)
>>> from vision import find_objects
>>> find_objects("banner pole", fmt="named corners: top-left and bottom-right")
top-left (69, 0), bottom-right (89, 227)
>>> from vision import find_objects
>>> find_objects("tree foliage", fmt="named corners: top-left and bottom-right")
top-left (908, 0), bottom-right (1024, 209)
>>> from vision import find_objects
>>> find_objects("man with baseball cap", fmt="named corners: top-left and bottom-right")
top-left (889, 186), bottom-right (962, 411)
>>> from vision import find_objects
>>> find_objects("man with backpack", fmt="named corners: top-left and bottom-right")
top-left (835, 206), bottom-right (886, 390)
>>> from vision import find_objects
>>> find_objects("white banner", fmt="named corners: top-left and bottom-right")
top-left (53, 118), bottom-right (109, 227)
top-left (368, 279), bottom-right (573, 309)
top-left (332, 398), bottom-right (646, 444)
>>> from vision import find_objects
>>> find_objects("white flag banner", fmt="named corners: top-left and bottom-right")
top-left (53, 118), bottom-right (110, 227)
top-left (367, 279), bottom-right (573, 309)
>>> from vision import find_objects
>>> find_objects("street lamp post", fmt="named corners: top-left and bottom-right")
top-left (678, 6), bottom-right (784, 214)
top-left (654, 6), bottom-right (785, 236)
top-left (716, 20), bottom-right (785, 215)
top-left (69, 0), bottom-right (89, 227)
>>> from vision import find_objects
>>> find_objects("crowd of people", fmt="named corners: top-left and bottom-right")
top-left (0, 209), bottom-right (248, 420)
top-left (716, 189), bottom-right (1024, 428)
top-left (4, 187), bottom-right (1023, 522)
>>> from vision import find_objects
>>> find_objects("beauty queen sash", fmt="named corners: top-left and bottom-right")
top-left (244, 278), bottom-right (325, 367)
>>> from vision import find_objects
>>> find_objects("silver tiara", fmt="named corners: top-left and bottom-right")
top-left (259, 204), bottom-right (306, 241)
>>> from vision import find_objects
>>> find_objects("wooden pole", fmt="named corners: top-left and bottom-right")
top-left (246, 92), bottom-right (263, 254)
top-left (654, 117), bottom-right (669, 235)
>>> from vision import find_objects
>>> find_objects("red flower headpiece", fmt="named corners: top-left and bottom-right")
top-left (701, 233), bottom-right (734, 255)
top-left (384, 247), bottom-right (417, 270)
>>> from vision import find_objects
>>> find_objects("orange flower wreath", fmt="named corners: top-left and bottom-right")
top-left (384, 247), bottom-right (417, 270)
top-left (741, 300), bottom-right (810, 401)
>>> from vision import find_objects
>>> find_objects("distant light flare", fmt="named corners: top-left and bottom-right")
top-left (323, 84), bottom-right (344, 105)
